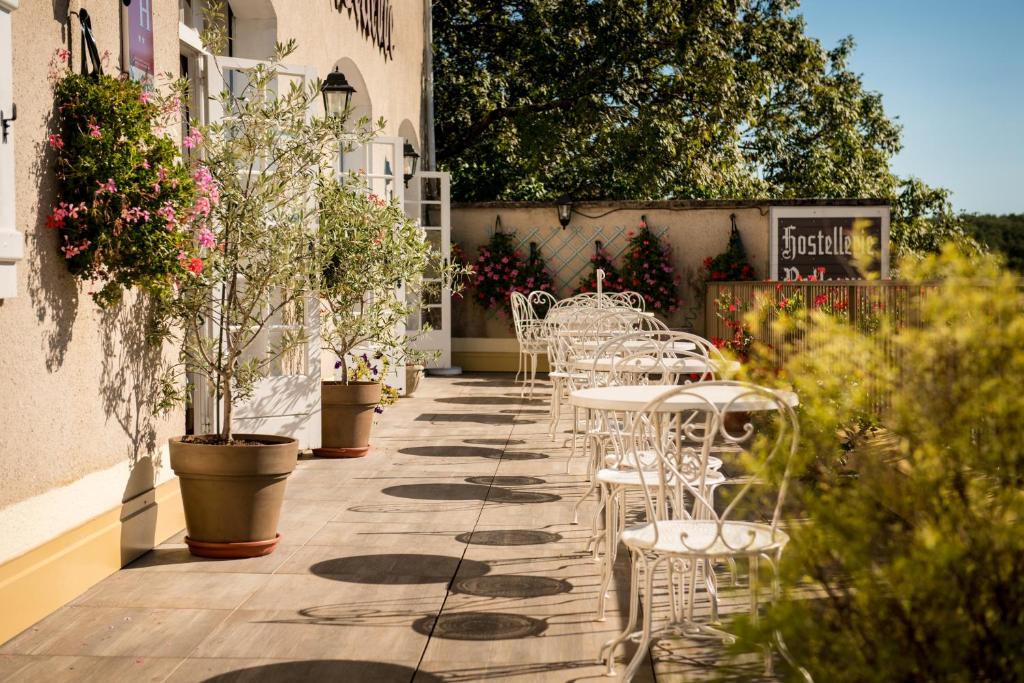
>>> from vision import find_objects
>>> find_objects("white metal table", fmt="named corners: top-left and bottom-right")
top-left (570, 356), bottom-right (740, 375)
top-left (569, 383), bottom-right (798, 413)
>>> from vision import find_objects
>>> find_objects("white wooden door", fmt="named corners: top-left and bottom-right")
top-left (340, 135), bottom-right (407, 394)
top-left (404, 171), bottom-right (452, 368)
top-left (196, 55), bottom-right (323, 447)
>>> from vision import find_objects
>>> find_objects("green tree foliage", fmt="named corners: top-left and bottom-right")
top-left (734, 246), bottom-right (1024, 681)
top-left (963, 213), bottom-right (1024, 271)
top-left (434, 1), bottom-right (970, 258)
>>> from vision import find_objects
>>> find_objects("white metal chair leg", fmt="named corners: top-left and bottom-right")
top-left (622, 555), bottom-right (659, 682)
top-left (596, 486), bottom-right (617, 621)
top-left (602, 549), bottom-right (641, 675)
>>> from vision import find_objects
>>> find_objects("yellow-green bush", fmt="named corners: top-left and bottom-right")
top-left (738, 246), bottom-right (1024, 682)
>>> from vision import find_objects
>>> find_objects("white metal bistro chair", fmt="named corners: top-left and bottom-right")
top-left (600, 381), bottom-right (799, 681)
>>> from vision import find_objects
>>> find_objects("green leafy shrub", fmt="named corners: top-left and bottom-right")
top-left (735, 246), bottom-right (1024, 682)
top-left (49, 60), bottom-right (206, 307)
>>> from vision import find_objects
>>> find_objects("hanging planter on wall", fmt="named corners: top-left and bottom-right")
top-left (46, 13), bottom-right (214, 307)
top-left (470, 217), bottom-right (554, 323)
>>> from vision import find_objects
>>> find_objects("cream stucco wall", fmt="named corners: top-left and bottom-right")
top-left (0, 1), bottom-right (184, 564)
top-left (275, 1), bottom-right (425, 147)
top-left (451, 202), bottom-right (771, 338)
top-left (0, 0), bottom-right (426, 564)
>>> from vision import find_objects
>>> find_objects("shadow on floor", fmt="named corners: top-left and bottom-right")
top-left (412, 612), bottom-right (549, 640)
top-left (450, 379), bottom-right (522, 388)
top-left (455, 529), bottom-right (563, 546)
top-left (415, 413), bottom-right (536, 425)
top-left (202, 660), bottom-right (440, 682)
top-left (399, 445), bottom-right (548, 460)
top-left (310, 554), bottom-right (490, 584)
top-left (463, 438), bottom-right (526, 446)
top-left (464, 476), bottom-right (546, 487)
top-left (435, 396), bottom-right (547, 406)
top-left (452, 574), bottom-right (573, 599)
top-left (381, 483), bottom-right (560, 504)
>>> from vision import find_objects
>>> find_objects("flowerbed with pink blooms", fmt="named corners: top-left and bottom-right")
top-left (48, 52), bottom-right (217, 307)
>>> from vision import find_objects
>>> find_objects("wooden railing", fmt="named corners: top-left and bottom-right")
top-left (703, 280), bottom-right (927, 370)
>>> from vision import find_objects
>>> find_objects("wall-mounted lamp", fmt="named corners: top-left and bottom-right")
top-left (556, 196), bottom-right (572, 229)
top-left (402, 141), bottom-right (420, 186)
top-left (322, 68), bottom-right (356, 118)
top-left (1, 103), bottom-right (15, 144)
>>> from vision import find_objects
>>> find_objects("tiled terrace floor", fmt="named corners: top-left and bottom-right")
top-left (0, 374), bottom-right (766, 682)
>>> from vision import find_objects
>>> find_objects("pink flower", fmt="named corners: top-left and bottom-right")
top-left (141, 159), bottom-right (151, 170)
top-left (121, 206), bottom-right (150, 223)
top-left (197, 227), bottom-right (216, 248)
top-left (193, 196), bottom-right (211, 217)
top-left (48, 134), bottom-right (64, 150)
top-left (88, 124), bottom-right (102, 139)
top-left (60, 236), bottom-right (91, 258)
top-left (183, 128), bottom-right (203, 150)
top-left (56, 48), bottom-right (70, 63)
top-left (187, 257), bottom-right (204, 275)
top-left (157, 203), bottom-right (177, 230)
top-left (96, 178), bottom-right (117, 195)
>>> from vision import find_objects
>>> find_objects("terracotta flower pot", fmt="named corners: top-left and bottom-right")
top-left (405, 364), bottom-right (425, 397)
top-left (315, 380), bottom-right (382, 458)
top-left (169, 434), bottom-right (298, 559)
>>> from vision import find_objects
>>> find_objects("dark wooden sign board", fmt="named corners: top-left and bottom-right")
top-left (769, 206), bottom-right (890, 281)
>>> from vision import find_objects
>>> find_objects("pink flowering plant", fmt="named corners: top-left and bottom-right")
top-left (573, 243), bottom-right (626, 295)
top-left (471, 231), bottom-right (554, 321)
top-left (48, 52), bottom-right (212, 307)
top-left (620, 222), bottom-right (681, 315)
top-left (317, 176), bottom-right (470, 388)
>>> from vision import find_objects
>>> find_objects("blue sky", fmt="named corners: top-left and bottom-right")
top-left (799, 0), bottom-right (1024, 214)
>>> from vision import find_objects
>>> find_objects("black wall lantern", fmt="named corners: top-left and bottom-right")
top-left (322, 68), bottom-right (356, 117)
top-left (556, 196), bottom-right (573, 229)
top-left (402, 141), bottom-right (420, 186)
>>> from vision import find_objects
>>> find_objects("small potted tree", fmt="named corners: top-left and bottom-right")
top-left (316, 177), bottom-right (465, 456)
top-left (164, 28), bottom-right (369, 557)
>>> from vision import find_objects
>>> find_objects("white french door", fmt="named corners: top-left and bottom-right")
top-left (339, 135), bottom-right (408, 394)
top-left (404, 171), bottom-right (452, 369)
top-left (194, 55), bottom-right (322, 447)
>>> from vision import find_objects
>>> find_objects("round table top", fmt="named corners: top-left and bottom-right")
top-left (569, 383), bottom-right (798, 412)
top-left (577, 339), bottom-right (697, 352)
top-left (571, 356), bottom-right (740, 374)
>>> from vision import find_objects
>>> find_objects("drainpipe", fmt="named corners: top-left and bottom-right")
top-left (422, 0), bottom-right (435, 171)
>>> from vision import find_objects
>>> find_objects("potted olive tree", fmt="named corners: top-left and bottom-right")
top-left (316, 178), bottom-right (464, 456)
top-left (164, 31), bottom-right (371, 557)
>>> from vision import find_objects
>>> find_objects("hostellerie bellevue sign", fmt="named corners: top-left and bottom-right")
top-left (333, 0), bottom-right (396, 60)
top-left (769, 206), bottom-right (890, 281)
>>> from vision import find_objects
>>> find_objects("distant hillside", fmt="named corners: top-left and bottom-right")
top-left (963, 214), bottom-right (1024, 271)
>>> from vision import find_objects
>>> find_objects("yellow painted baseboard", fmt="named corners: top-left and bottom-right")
top-left (0, 478), bottom-right (185, 645)
top-left (453, 350), bottom-right (550, 374)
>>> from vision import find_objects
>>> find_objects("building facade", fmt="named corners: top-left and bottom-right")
top-left (0, 0), bottom-right (429, 643)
